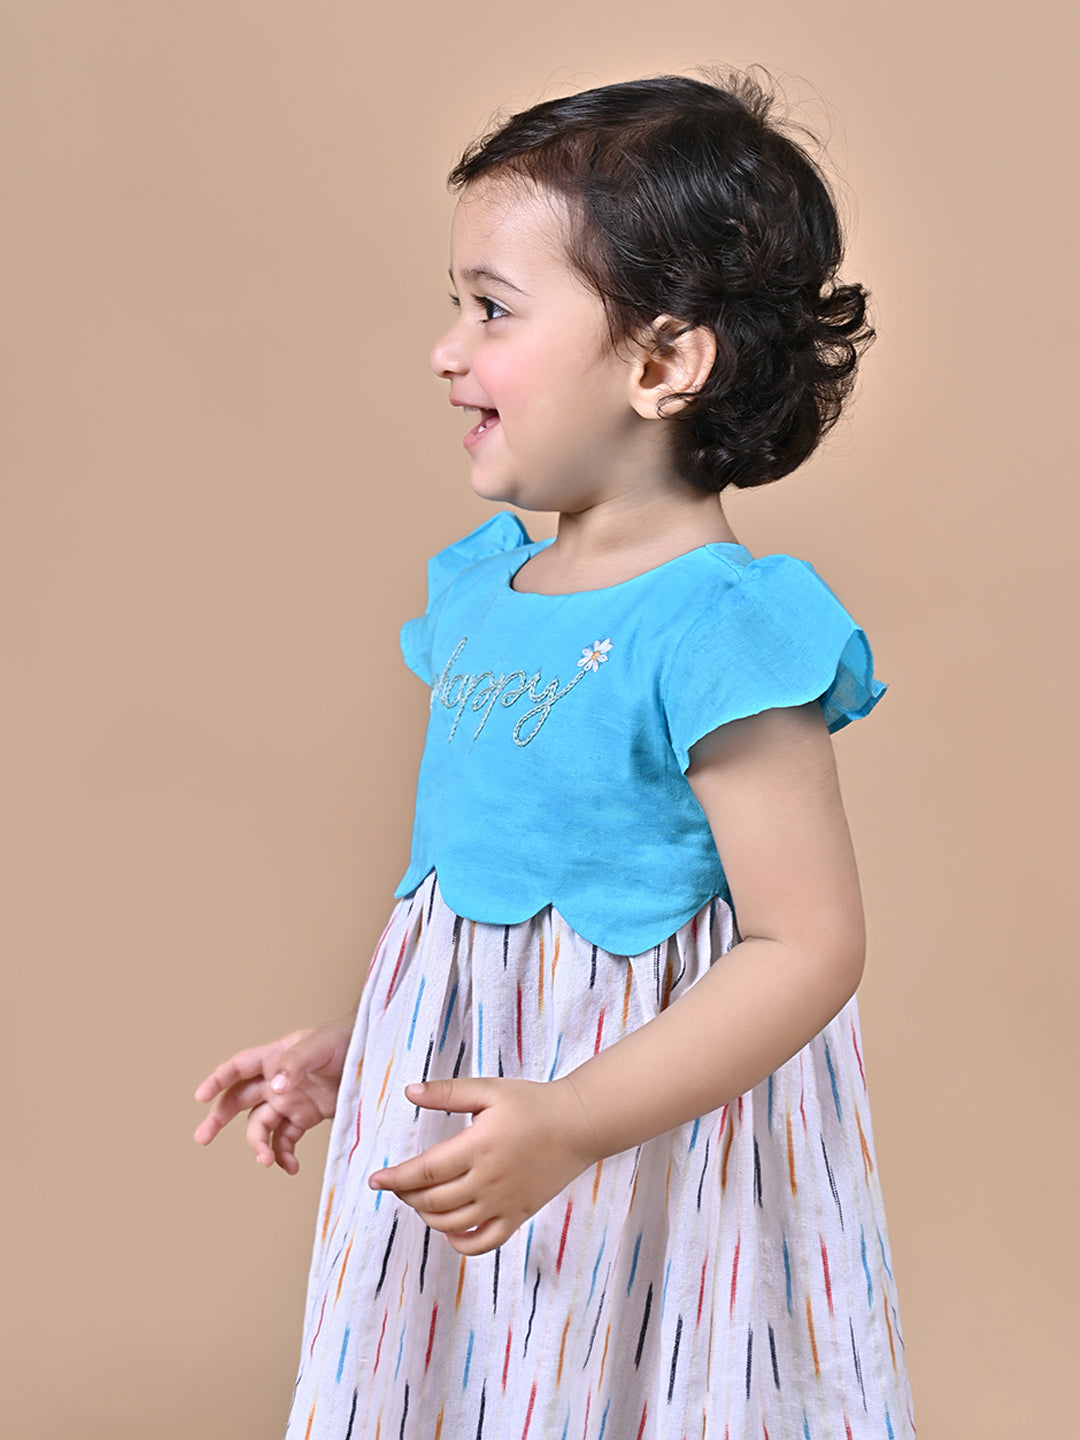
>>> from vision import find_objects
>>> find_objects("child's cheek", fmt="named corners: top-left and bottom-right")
top-left (475, 345), bottom-right (539, 413)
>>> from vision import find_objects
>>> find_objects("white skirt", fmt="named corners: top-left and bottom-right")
top-left (284, 869), bottom-right (915, 1439)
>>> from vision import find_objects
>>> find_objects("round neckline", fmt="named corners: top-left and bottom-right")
top-left (506, 538), bottom-right (752, 598)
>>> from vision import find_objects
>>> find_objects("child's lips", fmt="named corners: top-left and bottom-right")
top-left (463, 409), bottom-right (500, 450)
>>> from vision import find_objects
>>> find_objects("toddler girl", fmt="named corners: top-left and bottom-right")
top-left (195, 67), bottom-right (916, 1439)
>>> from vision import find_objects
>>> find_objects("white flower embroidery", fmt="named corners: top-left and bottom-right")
top-left (577, 638), bottom-right (613, 673)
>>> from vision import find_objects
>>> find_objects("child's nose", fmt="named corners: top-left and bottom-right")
top-left (429, 324), bottom-right (467, 379)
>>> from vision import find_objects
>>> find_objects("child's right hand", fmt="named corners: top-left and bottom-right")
top-left (193, 1013), bottom-right (357, 1174)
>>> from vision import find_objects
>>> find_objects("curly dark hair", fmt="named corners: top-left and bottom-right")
top-left (447, 67), bottom-right (875, 493)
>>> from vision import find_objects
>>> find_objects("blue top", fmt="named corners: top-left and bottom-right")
top-left (395, 512), bottom-right (887, 955)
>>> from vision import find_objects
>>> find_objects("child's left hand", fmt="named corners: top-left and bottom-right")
top-left (368, 1076), bottom-right (598, 1256)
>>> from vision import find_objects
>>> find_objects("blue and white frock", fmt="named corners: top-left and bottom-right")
top-left (284, 514), bottom-right (917, 1440)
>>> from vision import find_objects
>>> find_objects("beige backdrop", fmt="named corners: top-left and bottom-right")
top-left (4, 1), bottom-right (1077, 1435)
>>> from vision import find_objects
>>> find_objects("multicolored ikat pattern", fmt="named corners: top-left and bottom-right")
top-left (284, 871), bottom-right (916, 1439)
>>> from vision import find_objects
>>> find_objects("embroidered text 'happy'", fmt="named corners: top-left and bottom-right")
top-left (432, 636), bottom-right (613, 746)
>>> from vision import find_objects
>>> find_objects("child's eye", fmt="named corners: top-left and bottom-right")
top-left (447, 292), bottom-right (509, 323)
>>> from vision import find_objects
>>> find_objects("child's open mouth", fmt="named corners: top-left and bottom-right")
top-left (463, 409), bottom-right (500, 450)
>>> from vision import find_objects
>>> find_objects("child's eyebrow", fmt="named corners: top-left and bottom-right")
top-left (449, 265), bottom-right (531, 297)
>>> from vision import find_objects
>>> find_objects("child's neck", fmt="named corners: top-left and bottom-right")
top-left (516, 491), bottom-right (742, 595)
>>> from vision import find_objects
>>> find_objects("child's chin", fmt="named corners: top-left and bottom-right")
top-left (468, 468), bottom-right (550, 512)
top-left (469, 470), bottom-right (517, 504)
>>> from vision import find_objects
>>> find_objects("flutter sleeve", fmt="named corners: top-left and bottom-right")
top-left (663, 553), bottom-right (888, 773)
top-left (399, 511), bottom-right (531, 684)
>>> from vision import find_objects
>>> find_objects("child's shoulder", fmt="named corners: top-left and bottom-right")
top-left (662, 546), bottom-right (887, 761)
top-left (666, 548), bottom-right (878, 686)
top-left (421, 512), bottom-right (535, 605)
top-left (400, 513), bottom-right (539, 684)
top-left (658, 544), bottom-right (851, 633)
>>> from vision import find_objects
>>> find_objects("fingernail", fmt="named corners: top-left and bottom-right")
top-left (270, 1072), bottom-right (287, 1092)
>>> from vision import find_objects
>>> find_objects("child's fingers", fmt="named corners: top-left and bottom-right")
top-left (271, 1118), bottom-right (305, 1174)
top-left (193, 1114), bottom-right (223, 1144)
top-left (394, 1169), bottom-right (478, 1215)
top-left (369, 1137), bottom-right (471, 1195)
top-left (273, 1030), bottom-right (340, 1086)
top-left (263, 1081), bottom-right (337, 1132)
top-left (394, 1174), bottom-right (477, 1215)
top-left (193, 1044), bottom-right (279, 1103)
top-left (193, 1102), bottom-right (245, 1145)
top-left (412, 1200), bottom-right (487, 1235)
top-left (193, 1076), bottom-right (269, 1143)
top-left (444, 1216), bottom-right (510, 1257)
top-left (246, 1100), bottom-right (285, 1166)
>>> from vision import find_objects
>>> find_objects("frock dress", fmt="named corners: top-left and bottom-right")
top-left (283, 514), bottom-right (917, 1440)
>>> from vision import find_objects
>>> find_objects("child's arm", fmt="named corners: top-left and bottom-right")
top-left (371, 699), bottom-right (867, 1253)
top-left (557, 698), bottom-right (867, 1156)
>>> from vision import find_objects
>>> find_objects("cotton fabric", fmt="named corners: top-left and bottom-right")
top-left (396, 514), bottom-right (887, 956)
top-left (283, 518), bottom-right (915, 1438)
top-left (284, 872), bottom-right (916, 1439)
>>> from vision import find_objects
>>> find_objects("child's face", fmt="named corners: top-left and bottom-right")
top-left (431, 176), bottom-right (661, 513)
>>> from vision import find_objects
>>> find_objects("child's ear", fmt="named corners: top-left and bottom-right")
top-left (627, 314), bottom-right (718, 420)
